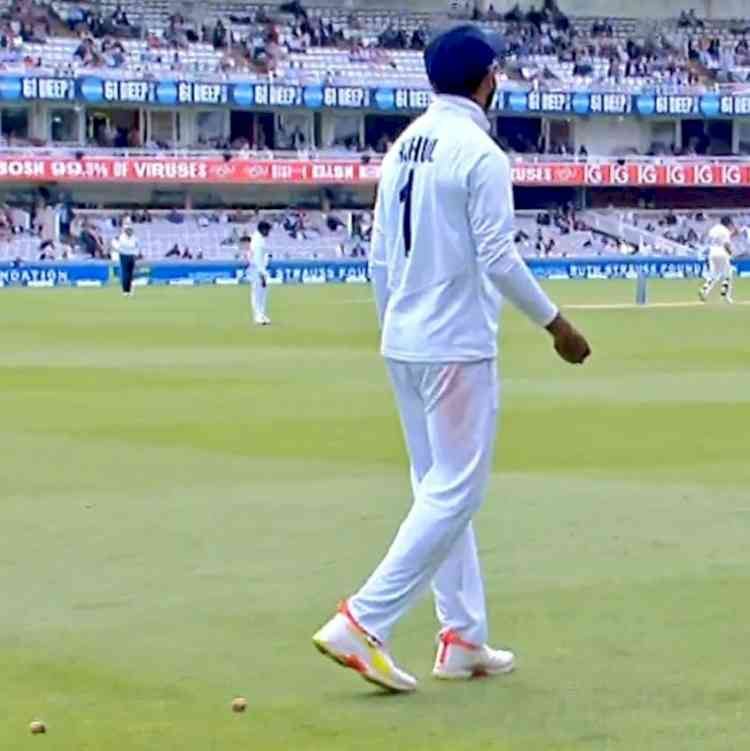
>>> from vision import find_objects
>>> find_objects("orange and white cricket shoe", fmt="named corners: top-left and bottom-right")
top-left (312, 602), bottom-right (417, 693)
top-left (432, 629), bottom-right (515, 680)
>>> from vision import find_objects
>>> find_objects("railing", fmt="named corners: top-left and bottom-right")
top-left (0, 146), bottom-right (378, 160)
top-left (6, 147), bottom-right (750, 165)
top-left (586, 212), bottom-right (690, 256)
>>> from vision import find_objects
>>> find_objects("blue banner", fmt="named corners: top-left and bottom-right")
top-left (129, 261), bottom-right (241, 285)
top-left (5, 73), bottom-right (750, 117)
top-left (0, 75), bottom-right (428, 112)
top-left (498, 90), bottom-right (750, 118)
top-left (0, 261), bottom-right (110, 287)
top-left (528, 257), bottom-right (711, 280)
top-left (127, 260), bottom-right (370, 285)
top-left (269, 260), bottom-right (369, 284)
top-left (4, 257), bottom-right (749, 289)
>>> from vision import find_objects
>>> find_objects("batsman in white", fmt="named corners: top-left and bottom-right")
top-left (699, 215), bottom-right (735, 304)
top-left (313, 25), bottom-right (591, 693)
top-left (242, 220), bottom-right (273, 325)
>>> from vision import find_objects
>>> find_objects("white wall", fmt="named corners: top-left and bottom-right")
top-left (574, 117), bottom-right (672, 155)
top-left (737, 121), bottom-right (750, 150)
top-left (30, 102), bottom-right (48, 141)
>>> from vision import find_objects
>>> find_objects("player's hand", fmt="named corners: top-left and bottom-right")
top-left (546, 314), bottom-right (591, 365)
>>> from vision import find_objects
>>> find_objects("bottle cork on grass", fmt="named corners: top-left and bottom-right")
top-left (231, 697), bottom-right (247, 713)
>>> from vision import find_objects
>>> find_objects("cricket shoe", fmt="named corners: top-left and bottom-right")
top-left (254, 316), bottom-right (271, 326)
top-left (698, 289), bottom-right (707, 302)
top-left (432, 629), bottom-right (515, 680)
top-left (312, 601), bottom-right (417, 693)
top-left (722, 295), bottom-right (734, 304)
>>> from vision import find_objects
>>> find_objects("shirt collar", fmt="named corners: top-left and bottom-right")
top-left (429, 94), bottom-right (491, 133)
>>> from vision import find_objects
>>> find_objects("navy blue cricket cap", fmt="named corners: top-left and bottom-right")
top-left (424, 24), bottom-right (507, 98)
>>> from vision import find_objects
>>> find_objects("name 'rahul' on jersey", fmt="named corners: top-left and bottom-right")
top-left (398, 137), bottom-right (438, 164)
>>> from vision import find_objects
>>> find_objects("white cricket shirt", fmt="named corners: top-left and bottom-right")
top-left (251, 231), bottom-right (268, 274)
top-left (370, 95), bottom-right (558, 363)
top-left (707, 223), bottom-right (731, 256)
top-left (112, 232), bottom-right (138, 256)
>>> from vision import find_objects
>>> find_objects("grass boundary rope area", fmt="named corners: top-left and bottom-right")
top-left (1, 280), bottom-right (748, 751)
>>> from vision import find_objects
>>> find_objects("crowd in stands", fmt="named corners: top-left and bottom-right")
top-left (5, 2), bottom-right (750, 158)
top-left (490, 2), bottom-right (701, 89)
top-left (631, 209), bottom-right (706, 251)
top-left (64, 3), bottom-right (136, 38)
top-left (0, 0), bottom-right (51, 67)
top-left (514, 204), bottom-right (603, 257)
top-left (3, 0), bottom-right (750, 89)
top-left (5, 195), bottom-right (750, 264)
top-left (0, 203), bottom-right (368, 262)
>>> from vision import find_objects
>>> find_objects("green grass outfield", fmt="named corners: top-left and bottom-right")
top-left (1, 279), bottom-right (749, 751)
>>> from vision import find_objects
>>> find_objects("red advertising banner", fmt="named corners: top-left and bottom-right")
top-left (1, 154), bottom-right (750, 187)
top-left (511, 161), bottom-right (750, 187)
top-left (0, 156), bottom-right (378, 184)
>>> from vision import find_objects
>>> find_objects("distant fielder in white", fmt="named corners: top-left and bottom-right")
top-left (242, 220), bottom-right (272, 325)
top-left (313, 25), bottom-right (591, 693)
top-left (699, 215), bottom-right (735, 304)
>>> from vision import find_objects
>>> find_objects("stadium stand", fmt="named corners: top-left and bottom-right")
top-left (4, 204), bottom-right (749, 263)
top-left (3, 1), bottom-right (750, 275)
top-left (1, 207), bottom-right (358, 260)
top-left (4, 1), bottom-right (750, 157)
top-left (1, 0), bottom-right (741, 92)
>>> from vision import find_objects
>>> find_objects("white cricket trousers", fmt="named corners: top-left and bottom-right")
top-left (708, 249), bottom-right (732, 278)
top-left (251, 277), bottom-right (268, 320)
top-left (349, 358), bottom-right (499, 645)
top-left (702, 249), bottom-right (733, 299)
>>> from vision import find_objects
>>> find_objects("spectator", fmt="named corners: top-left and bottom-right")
top-left (282, 209), bottom-right (303, 239)
top-left (112, 5), bottom-right (130, 27)
top-left (280, 0), bottom-right (308, 21)
top-left (74, 37), bottom-right (91, 61)
top-left (526, 4), bottom-right (543, 31)
top-left (213, 19), bottom-right (227, 50)
top-left (77, 222), bottom-right (105, 258)
top-left (410, 28), bottom-right (427, 50)
top-left (164, 17), bottom-right (188, 48)
top-left (324, 213), bottom-right (345, 232)
top-left (66, 4), bottom-right (85, 31)
top-left (0, 205), bottom-right (14, 239)
top-left (350, 240), bottom-right (367, 258)
top-left (680, 9), bottom-right (704, 29)
top-left (38, 239), bottom-right (55, 260)
top-left (505, 4), bottom-right (523, 23)
top-left (89, 13), bottom-right (106, 38)
top-left (221, 227), bottom-right (242, 246)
